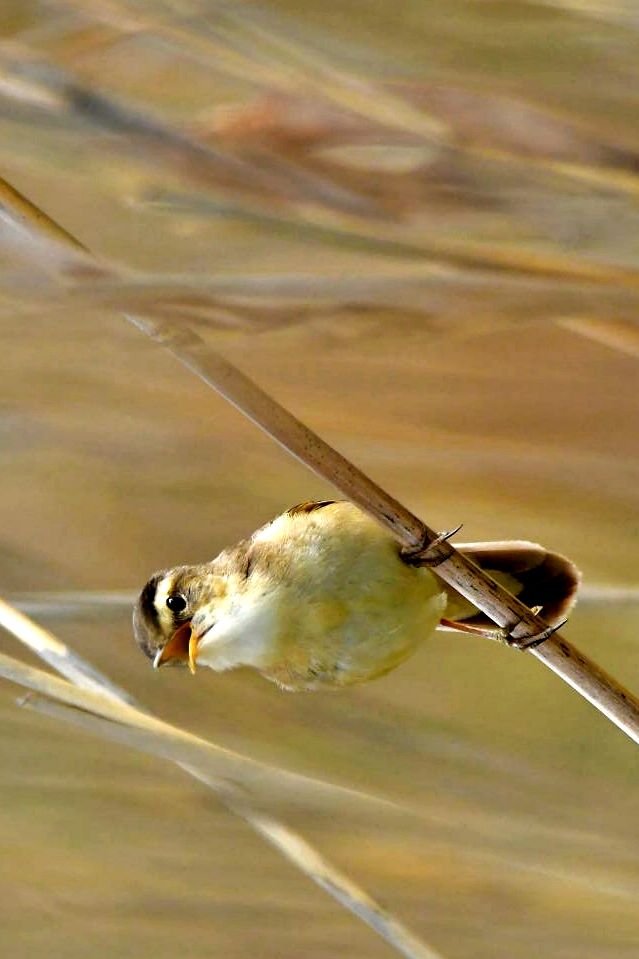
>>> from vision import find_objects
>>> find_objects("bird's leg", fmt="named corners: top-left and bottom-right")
top-left (439, 606), bottom-right (562, 647)
top-left (402, 524), bottom-right (464, 567)
top-left (439, 617), bottom-right (511, 642)
top-left (506, 617), bottom-right (567, 650)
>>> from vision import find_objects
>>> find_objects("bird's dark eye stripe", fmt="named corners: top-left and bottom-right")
top-left (138, 574), bottom-right (162, 635)
top-left (166, 593), bottom-right (187, 613)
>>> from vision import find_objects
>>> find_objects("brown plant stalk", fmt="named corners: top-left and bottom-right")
top-left (126, 314), bottom-right (639, 744)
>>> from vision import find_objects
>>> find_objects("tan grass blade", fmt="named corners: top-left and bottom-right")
top-left (202, 7), bottom-right (446, 144)
top-left (17, 697), bottom-right (441, 959)
top-left (0, 175), bottom-right (87, 253)
top-left (0, 596), bottom-right (134, 702)
top-left (0, 641), bottom-right (390, 814)
top-left (559, 316), bottom-right (639, 359)
top-left (17, 696), bottom-right (444, 959)
top-left (9, 590), bottom-right (137, 618)
top-left (0, 608), bottom-right (445, 959)
top-left (133, 185), bottom-right (639, 292)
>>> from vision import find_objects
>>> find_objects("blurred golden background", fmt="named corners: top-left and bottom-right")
top-left (1, 2), bottom-right (638, 957)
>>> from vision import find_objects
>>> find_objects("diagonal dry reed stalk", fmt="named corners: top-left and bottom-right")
top-left (0, 600), bottom-right (398, 811)
top-left (130, 315), bottom-right (639, 741)
top-left (16, 699), bottom-right (446, 959)
top-left (0, 597), bottom-right (446, 959)
top-left (2, 170), bottom-right (638, 746)
top-left (0, 647), bottom-right (386, 812)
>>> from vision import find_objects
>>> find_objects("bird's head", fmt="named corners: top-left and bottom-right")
top-left (133, 564), bottom-right (228, 672)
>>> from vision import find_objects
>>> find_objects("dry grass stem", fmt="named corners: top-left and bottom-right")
top-left (0, 48), bottom-right (378, 219)
top-left (0, 602), bottom-right (445, 959)
top-left (0, 596), bottom-right (133, 703)
top-left (141, 321), bottom-right (639, 744)
top-left (0, 176), bottom-right (88, 254)
top-left (21, 694), bottom-right (443, 959)
top-left (559, 316), bottom-right (639, 359)
top-left (0, 641), bottom-right (391, 814)
top-left (18, 698), bottom-right (444, 959)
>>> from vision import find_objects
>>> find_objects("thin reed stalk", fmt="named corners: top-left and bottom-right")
top-left (130, 313), bottom-right (639, 744)
top-left (0, 598), bottom-right (445, 959)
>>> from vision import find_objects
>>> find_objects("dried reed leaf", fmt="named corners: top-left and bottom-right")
top-left (0, 645), bottom-right (399, 813)
top-left (0, 607), bottom-right (445, 959)
top-left (18, 696), bottom-right (445, 959)
top-left (133, 186), bottom-right (639, 293)
top-left (0, 596), bottom-right (133, 702)
top-left (560, 316), bottom-right (639, 359)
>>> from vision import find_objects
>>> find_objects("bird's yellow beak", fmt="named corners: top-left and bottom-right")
top-left (153, 621), bottom-right (200, 674)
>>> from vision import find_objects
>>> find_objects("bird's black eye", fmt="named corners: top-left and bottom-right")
top-left (166, 594), bottom-right (187, 614)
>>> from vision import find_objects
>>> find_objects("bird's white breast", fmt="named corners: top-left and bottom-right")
top-left (195, 589), bottom-right (279, 673)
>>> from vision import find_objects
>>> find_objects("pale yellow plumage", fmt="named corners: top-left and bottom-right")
top-left (229, 501), bottom-right (446, 689)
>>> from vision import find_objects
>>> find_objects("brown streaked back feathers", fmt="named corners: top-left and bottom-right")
top-left (286, 500), bottom-right (336, 517)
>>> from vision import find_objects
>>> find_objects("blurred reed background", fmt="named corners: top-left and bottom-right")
top-left (1, 1), bottom-right (638, 957)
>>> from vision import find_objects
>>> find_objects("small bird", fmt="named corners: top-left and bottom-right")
top-left (133, 500), bottom-right (579, 691)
